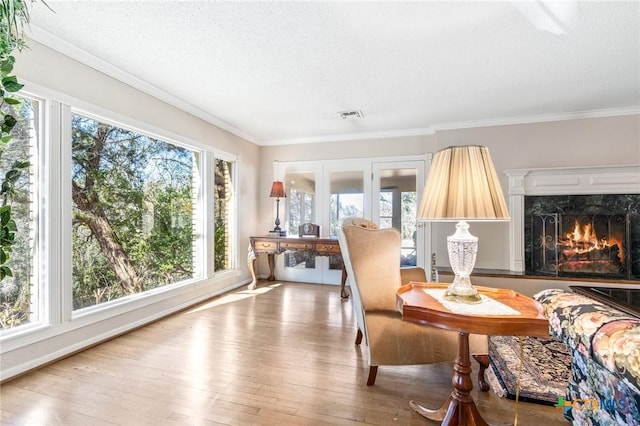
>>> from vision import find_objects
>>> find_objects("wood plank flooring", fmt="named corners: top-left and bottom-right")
top-left (1, 282), bottom-right (569, 425)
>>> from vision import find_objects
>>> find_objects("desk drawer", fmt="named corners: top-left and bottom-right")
top-left (315, 243), bottom-right (341, 255)
top-left (254, 241), bottom-right (278, 252)
top-left (280, 241), bottom-right (315, 250)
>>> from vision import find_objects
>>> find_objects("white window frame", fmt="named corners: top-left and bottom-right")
top-left (209, 151), bottom-right (239, 278)
top-left (0, 81), bottom-right (241, 344)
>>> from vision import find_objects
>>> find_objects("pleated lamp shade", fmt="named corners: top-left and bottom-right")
top-left (418, 145), bottom-right (510, 222)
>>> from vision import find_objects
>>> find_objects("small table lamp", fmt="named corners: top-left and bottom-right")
top-left (418, 146), bottom-right (510, 303)
top-left (270, 181), bottom-right (286, 234)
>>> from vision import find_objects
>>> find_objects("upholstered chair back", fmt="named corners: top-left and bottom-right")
top-left (341, 225), bottom-right (401, 312)
top-left (340, 217), bottom-right (379, 230)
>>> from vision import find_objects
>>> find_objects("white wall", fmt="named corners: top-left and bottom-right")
top-left (431, 116), bottom-right (640, 271)
top-left (259, 114), bottom-right (640, 291)
top-left (2, 41), bottom-right (261, 381)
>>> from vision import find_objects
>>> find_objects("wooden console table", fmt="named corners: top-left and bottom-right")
top-left (248, 236), bottom-right (349, 297)
top-left (397, 282), bottom-right (549, 426)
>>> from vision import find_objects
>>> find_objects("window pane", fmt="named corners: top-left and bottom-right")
top-left (379, 218), bottom-right (392, 229)
top-left (285, 171), bottom-right (316, 269)
top-left (0, 97), bottom-right (39, 330)
top-left (379, 192), bottom-right (393, 218)
top-left (378, 168), bottom-right (418, 267)
top-left (329, 171), bottom-right (364, 237)
top-left (288, 189), bottom-right (303, 236)
top-left (72, 114), bottom-right (195, 310)
top-left (285, 171), bottom-right (315, 236)
top-left (401, 191), bottom-right (417, 267)
top-left (214, 158), bottom-right (234, 272)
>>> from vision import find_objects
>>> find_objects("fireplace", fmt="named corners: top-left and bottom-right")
top-left (505, 164), bottom-right (640, 282)
top-left (525, 194), bottom-right (638, 280)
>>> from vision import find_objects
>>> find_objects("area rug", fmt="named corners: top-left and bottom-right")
top-left (487, 335), bottom-right (572, 406)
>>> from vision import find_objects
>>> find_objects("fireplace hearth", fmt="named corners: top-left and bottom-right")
top-left (525, 194), bottom-right (639, 280)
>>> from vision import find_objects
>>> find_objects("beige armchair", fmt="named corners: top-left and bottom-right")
top-left (338, 219), bottom-right (489, 387)
top-left (339, 217), bottom-right (429, 344)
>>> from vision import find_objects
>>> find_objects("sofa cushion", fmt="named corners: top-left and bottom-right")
top-left (591, 319), bottom-right (640, 390)
top-left (534, 288), bottom-right (637, 353)
top-left (534, 288), bottom-right (640, 425)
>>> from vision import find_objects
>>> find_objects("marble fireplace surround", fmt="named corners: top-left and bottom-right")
top-left (504, 165), bottom-right (640, 273)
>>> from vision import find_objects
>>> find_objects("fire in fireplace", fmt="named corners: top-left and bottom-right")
top-left (556, 215), bottom-right (626, 274)
top-left (525, 195), bottom-right (640, 281)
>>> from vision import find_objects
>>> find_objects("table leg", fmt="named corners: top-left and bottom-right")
top-left (410, 332), bottom-right (489, 426)
top-left (340, 266), bottom-right (349, 298)
top-left (247, 244), bottom-right (258, 290)
top-left (267, 254), bottom-right (276, 281)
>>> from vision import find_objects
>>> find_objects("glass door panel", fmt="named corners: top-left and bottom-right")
top-left (373, 161), bottom-right (427, 270)
top-left (325, 169), bottom-right (365, 283)
top-left (286, 171), bottom-right (316, 237)
top-left (277, 168), bottom-right (323, 283)
top-left (329, 170), bottom-right (365, 237)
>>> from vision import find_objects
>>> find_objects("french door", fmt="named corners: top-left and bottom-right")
top-left (275, 156), bottom-right (430, 284)
top-left (372, 160), bottom-right (429, 272)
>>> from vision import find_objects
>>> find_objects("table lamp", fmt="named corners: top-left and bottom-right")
top-left (270, 181), bottom-right (286, 234)
top-left (417, 146), bottom-right (510, 303)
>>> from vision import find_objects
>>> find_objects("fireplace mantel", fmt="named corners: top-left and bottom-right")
top-left (504, 165), bottom-right (640, 272)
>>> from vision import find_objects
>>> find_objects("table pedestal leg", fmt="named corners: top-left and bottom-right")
top-left (410, 332), bottom-right (489, 426)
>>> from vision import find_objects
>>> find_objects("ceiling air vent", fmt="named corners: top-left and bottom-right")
top-left (338, 110), bottom-right (364, 120)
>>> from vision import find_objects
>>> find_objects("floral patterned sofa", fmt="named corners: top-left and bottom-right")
top-left (534, 289), bottom-right (640, 425)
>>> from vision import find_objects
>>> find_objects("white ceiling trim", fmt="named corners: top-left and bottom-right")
top-left (430, 106), bottom-right (640, 133)
top-left (261, 126), bottom-right (436, 146)
top-left (27, 25), bottom-right (259, 144)
top-left (27, 24), bottom-right (639, 148)
top-left (266, 106), bottom-right (640, 146)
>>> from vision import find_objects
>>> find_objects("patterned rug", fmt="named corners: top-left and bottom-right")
top-left (487, 335), bottom-right (572, 406)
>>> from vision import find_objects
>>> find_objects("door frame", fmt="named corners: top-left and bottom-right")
top-left (371, 158), bottom-right (431, 273)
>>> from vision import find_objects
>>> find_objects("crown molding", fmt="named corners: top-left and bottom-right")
top-left (263, 106), bottom-right (639, 146)
top-left (27, 25), bottom-right (259, 144)
top-left (261, 126), bottom-right (436, 146)
top-left (431, 107), bottom-right (640, 133)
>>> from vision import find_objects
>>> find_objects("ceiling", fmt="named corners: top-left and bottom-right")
top-left (28, 1), bottom-right (640, 146)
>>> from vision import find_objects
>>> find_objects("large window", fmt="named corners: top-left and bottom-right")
top-left (0, 96), bottom-right (39, 330)
top-left (71, 113), bottom-right (197, 310)
top-left (0, 99), bottom-right (239, 334)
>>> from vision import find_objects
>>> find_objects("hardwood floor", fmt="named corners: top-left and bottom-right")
top-left (1, 282), bottom-right (569, 425)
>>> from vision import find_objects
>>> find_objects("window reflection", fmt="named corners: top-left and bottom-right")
top-left (285, 172), bottom-right (315, 236)
top-left (379, 168), bottom-right (418, 267)
top-left (329, 171), bottom-right (364, 237)
top-left (285, 171), bottom-right (316, 269)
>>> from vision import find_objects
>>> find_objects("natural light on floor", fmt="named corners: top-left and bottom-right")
top-left (185, 283), bottom-right (281, 314)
